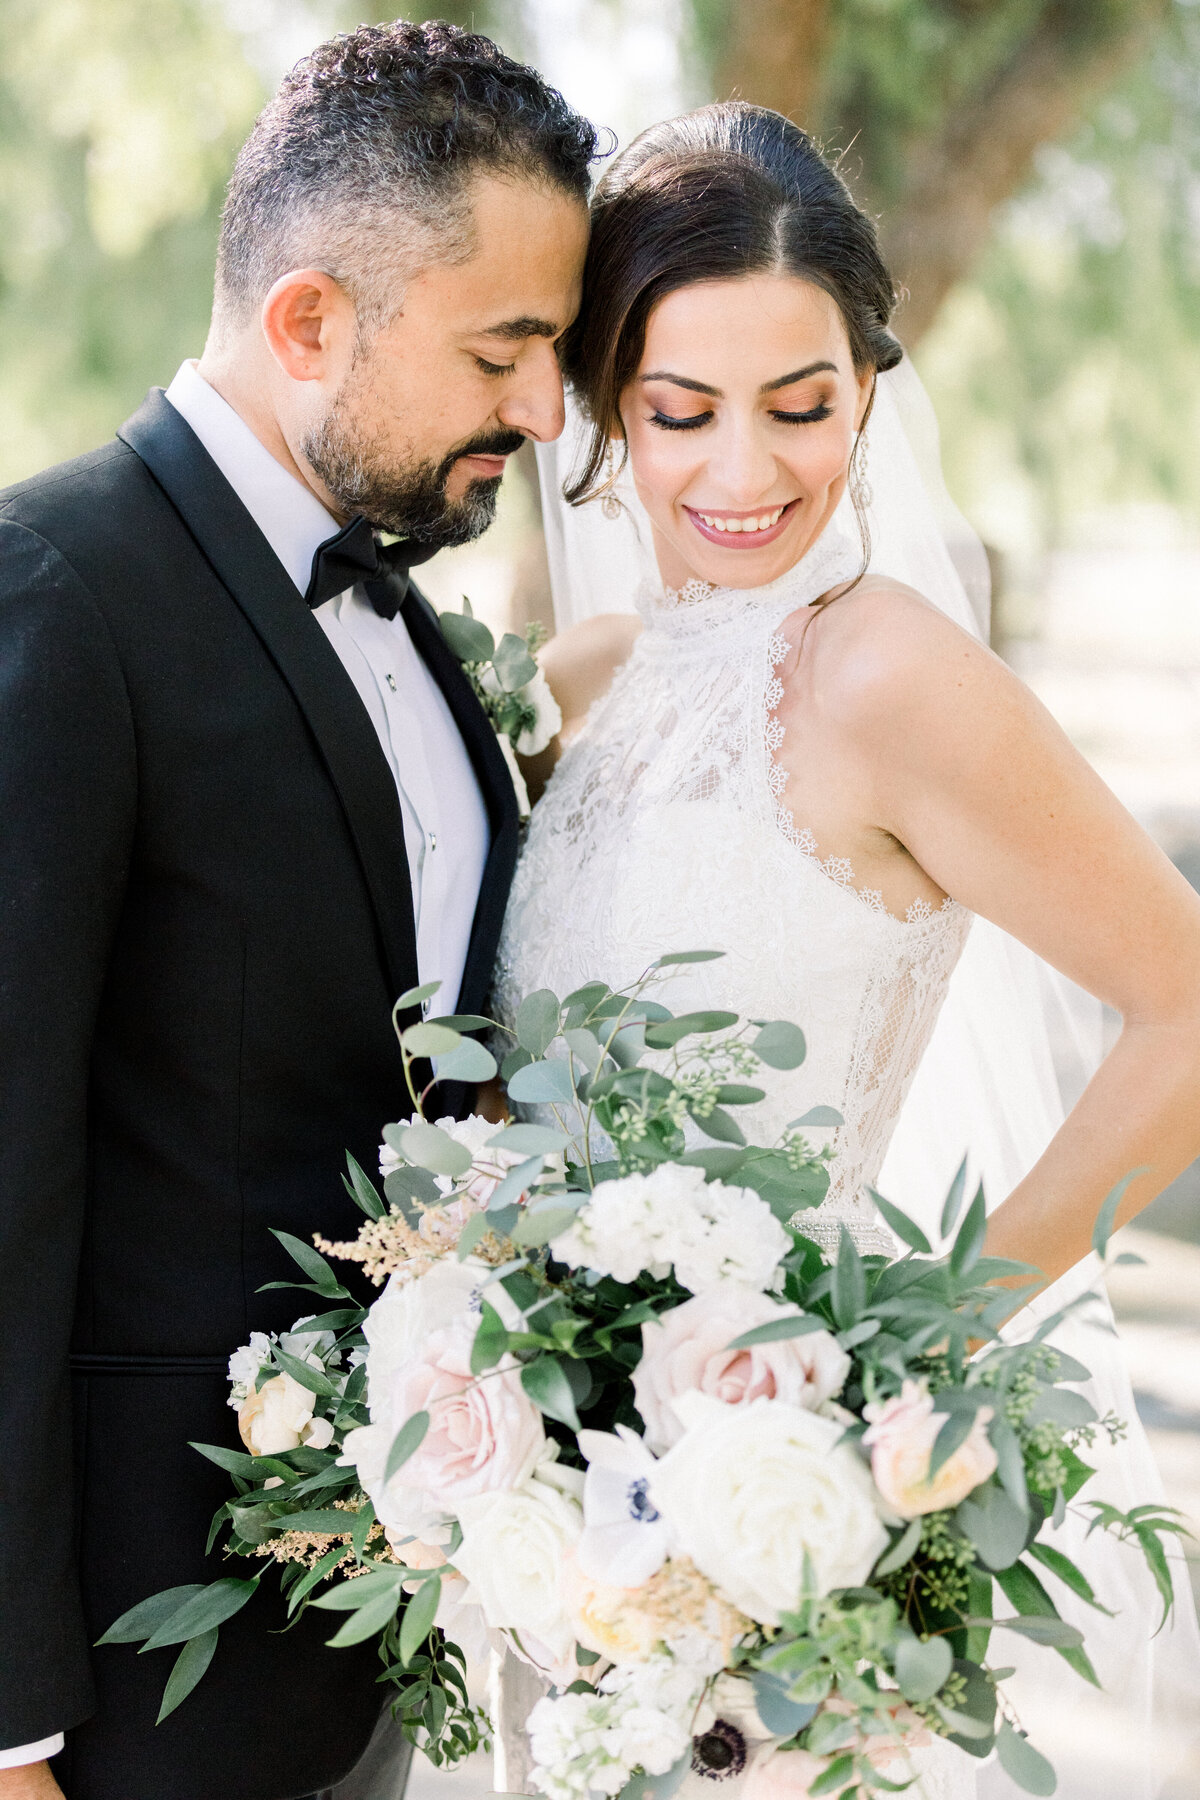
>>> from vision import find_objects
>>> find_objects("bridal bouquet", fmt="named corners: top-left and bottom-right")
top-left (101, 954), bottom-right (1185, 1796)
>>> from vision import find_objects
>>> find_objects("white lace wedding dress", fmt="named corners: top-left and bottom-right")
top-left (494, 526), bottom-right (971, 1798)
top-left (493, 519), bottom-right (1200, 1800)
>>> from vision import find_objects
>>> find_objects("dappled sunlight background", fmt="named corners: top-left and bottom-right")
top-left (3, 1), bottom-right (1198, 1790)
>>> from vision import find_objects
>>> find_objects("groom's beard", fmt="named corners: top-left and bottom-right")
top-left (302, 403), bottom-right (525, 549)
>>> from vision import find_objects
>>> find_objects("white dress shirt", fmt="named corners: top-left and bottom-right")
top-left (2, 370), bottom-right (489, 1771)
top-left (166, 360), bottom-right (490, 1015)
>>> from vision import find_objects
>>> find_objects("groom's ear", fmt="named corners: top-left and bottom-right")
top-left (260, 269), bottom-right (358, 385)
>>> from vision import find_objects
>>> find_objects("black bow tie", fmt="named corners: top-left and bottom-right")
top-left (303, 515), bottom-right (439, 620)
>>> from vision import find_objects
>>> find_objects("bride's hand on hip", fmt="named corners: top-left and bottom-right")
top-left (798, 576), bottom-right (1200, 1289)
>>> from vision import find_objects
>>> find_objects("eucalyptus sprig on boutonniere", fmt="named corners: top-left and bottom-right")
top-left (438, 600), bottom-right (561, 816)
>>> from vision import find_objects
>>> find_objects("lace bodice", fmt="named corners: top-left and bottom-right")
top-left (494, 527), bottom-right (971, 1255)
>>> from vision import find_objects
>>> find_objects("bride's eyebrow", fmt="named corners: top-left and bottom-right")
top-left (640, 359), bottom-right (838, 398)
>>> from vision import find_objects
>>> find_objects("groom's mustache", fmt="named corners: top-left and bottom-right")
top-left (440, 428), bottom-right (527, 479)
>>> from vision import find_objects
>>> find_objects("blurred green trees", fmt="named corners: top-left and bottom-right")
top-left (2, 0), bottom-right (1199, 554)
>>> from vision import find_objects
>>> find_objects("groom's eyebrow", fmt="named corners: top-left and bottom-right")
top-left (640, 361), bottom-right (838, 397)
top-left (477, 315), bottom-right (562, 341)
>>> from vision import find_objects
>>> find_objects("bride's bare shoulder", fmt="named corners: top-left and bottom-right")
top-left (789, 573), bottom-right (1012, 733)
top-left (541, 612), bottom-right (642, 736)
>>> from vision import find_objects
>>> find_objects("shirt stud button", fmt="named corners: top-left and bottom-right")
top-left (429, 833), bottom-right (437, 850)
top-left (385, 673), bottom-right (397, 692)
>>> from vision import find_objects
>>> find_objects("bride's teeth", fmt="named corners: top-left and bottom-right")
top-left (696, 506), bottom-right (786, 533)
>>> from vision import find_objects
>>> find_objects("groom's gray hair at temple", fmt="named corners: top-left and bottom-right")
top-left (209, 18), bottom-right (597, 342)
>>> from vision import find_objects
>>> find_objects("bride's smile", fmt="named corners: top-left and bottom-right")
top-left (618, 272), bottom-right (874, 592)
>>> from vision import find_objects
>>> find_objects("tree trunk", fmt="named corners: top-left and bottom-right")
top-left (716, 0), bottom-right (1171, 344)
top-left (714, 0), bottom-right (831, 126)
top-left (881, 0), bottom-right (1172, 342)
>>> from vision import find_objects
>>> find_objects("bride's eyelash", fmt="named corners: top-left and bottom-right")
top-left (650, 410), bottom-right (712, 431)
top-left (650, 402), bottom-right (835, 431)
top-left (771, 403), bottom-right (834, 424)
top-left (475, 356), bottom-right (517, 377)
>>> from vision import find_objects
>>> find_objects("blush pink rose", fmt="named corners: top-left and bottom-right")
top-left (633, 1285), bottom-right (851, 1453)
top-left (863, 1379), bottom-right (997, 1518)
top-left (744, 1746), bottom-right (830, 1800)
top-left (388, 1321), bottom-right (544, 1506)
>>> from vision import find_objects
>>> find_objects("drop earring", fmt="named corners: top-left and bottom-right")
top-left (597, 441), bottom-right (624, 520)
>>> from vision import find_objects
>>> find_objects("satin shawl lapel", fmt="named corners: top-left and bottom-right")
top-left (118, 389), bottom-right (418, 1007)
top-left (402, 586), bottom-right (521, 1016)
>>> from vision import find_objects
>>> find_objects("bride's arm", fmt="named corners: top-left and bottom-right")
top-left (820, 582), bottom-right (1200, 1291)
top-left (519, 613), bottom-right (641, 802)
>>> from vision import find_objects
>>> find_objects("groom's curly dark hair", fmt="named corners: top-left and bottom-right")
top-left (213, 19), bottom-right (598, 336)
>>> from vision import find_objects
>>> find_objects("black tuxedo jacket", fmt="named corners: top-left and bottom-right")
top-left (0, 391), bottom-right (520, 1799)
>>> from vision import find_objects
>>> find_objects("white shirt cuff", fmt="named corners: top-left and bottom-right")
top-left (0, 1734), bottom-right (64, 1769)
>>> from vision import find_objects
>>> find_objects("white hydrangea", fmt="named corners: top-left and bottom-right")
top-left (527, 1658), bottom-right (701, 1800)
top-left (549, 1163), bottom-right (789, 1294)
top-left (227, 1332), bottom-right (273, 1407)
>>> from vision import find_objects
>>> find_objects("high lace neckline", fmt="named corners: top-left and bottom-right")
top-left (637, 523), bottom-right (862, 638)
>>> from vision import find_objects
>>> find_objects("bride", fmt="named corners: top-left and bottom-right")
top-left (495, 104), bottom-right (1200, 1798)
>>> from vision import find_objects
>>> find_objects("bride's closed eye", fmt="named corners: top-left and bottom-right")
top-left (648, 401), bottom-right (835, 431)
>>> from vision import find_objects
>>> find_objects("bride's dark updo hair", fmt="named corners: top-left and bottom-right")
top-left (562, 102), bottom-right (903, 505)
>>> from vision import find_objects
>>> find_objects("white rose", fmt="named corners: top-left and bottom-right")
top-left (648, 1393), bottom-right (888, 1621)
top-left (515, 667), bottom-right (563, 757)
top-left (634, 1285), bottom-right (850, 1452)
top-left (238, 1371), bottom-right (316, 1456)
top-left (451, 1474), bottom-right (583, 1666)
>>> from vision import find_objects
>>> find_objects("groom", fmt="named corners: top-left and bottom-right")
top-left (0, 20), bottom-right (591, 1800)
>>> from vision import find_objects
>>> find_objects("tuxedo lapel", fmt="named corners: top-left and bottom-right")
top-left (118, 390), bottom-right (419, 1008)
top-left (401, 587), bottom-right (521, 1017)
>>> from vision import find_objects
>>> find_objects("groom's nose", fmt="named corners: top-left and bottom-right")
top-left (495, 339), bottom-right (567, 444)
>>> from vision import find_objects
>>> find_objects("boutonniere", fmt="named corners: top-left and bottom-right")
top-left (438, 601), bottom-right (561, 817)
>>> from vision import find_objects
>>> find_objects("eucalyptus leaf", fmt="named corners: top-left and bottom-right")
top-left (401, 1022), bottom-right (464, 1058)
top-left (894, 1632), bottom-right (953, 1702)
top-left (785, 1106), bottom-right (843, 1130)
top-left (617, 1749), bottom-right (692, 1800)
top-left (269, 1229), bottom-right (346, 1296)
top-left (511, 1204), bottom-right (582, 1248)
top-left (874, 1517), bottom-right (923, 1577)
top-left (868, 1188), bottom-right (933, 1255)
top-left (940, 1156), bottom-right (968, 1240)
top-left (746, 1670), bottom-right (819, 1738)
top-left (679, 1148), bottom-right (748, 1180)
top-left (694, 1105), bottom-right (747, 1146)
top-left (434, 1037), bottom-right (498, 1084)
top-left (653, 949), bottom-right (726, 966)
top-left (995, 1721), bottom-right (1057, 1796)
top-left (950, 1181), bottom-right (988, 1277)
top-left (492, 631), bottom-right (538, 692)
top-left (516, 989), bottom-right (561, 1057)
top-left (157, 1627), bottom-right (220, 1723)
top-left (140, 1576), bottom-right (259, 1651)
top-left (751, 1020), bottom-right (807, 1069)
top-left (325, 1583), bottom-right (407, 1648)
top-left (1092, 1167), bottom-right (1147, 1259)
top-left (97, 1584), bottom-right (205, 1647)
top-left (831, 1228), bottom-right (866, 1330)
top-left (396, 979), bottom-right (443, 1010)
top-left (385, 1410), bottom-right (430, 1484)
top-left (456, 1211), bottom-right (491, 1259)
top-left (384, 1163), bottom-right (442, 1209)
top-left (487, 1155), bottom-right (544, 1213)
top-left (726, 1313), bottom-right (825, 1350)
top-left (439, 610), bottom-right (496, 663)
top-left (402, 1121), bottom-right (473, 1178)
top-left (506, 1058), bottom-right (575, 1105)
top-left (564, 1027), bottom-right (608, 1076)
top-left (956, 1484), bottom-right (1030, 1571)
top-left (643, 1010), bottom-right (739, 1048)
top-left (1028, 1387), bottom-right (1098, 1429)
top-left (521, 1357), bottom-right (582, 1430)
top-left (400, 1569), bottom-right (443, 1663)
top-left (344, 1152), bottom-right (386, 1221)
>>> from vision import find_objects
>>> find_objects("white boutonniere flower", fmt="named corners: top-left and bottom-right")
top-left (438, 600), bottom-right (561, 818)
